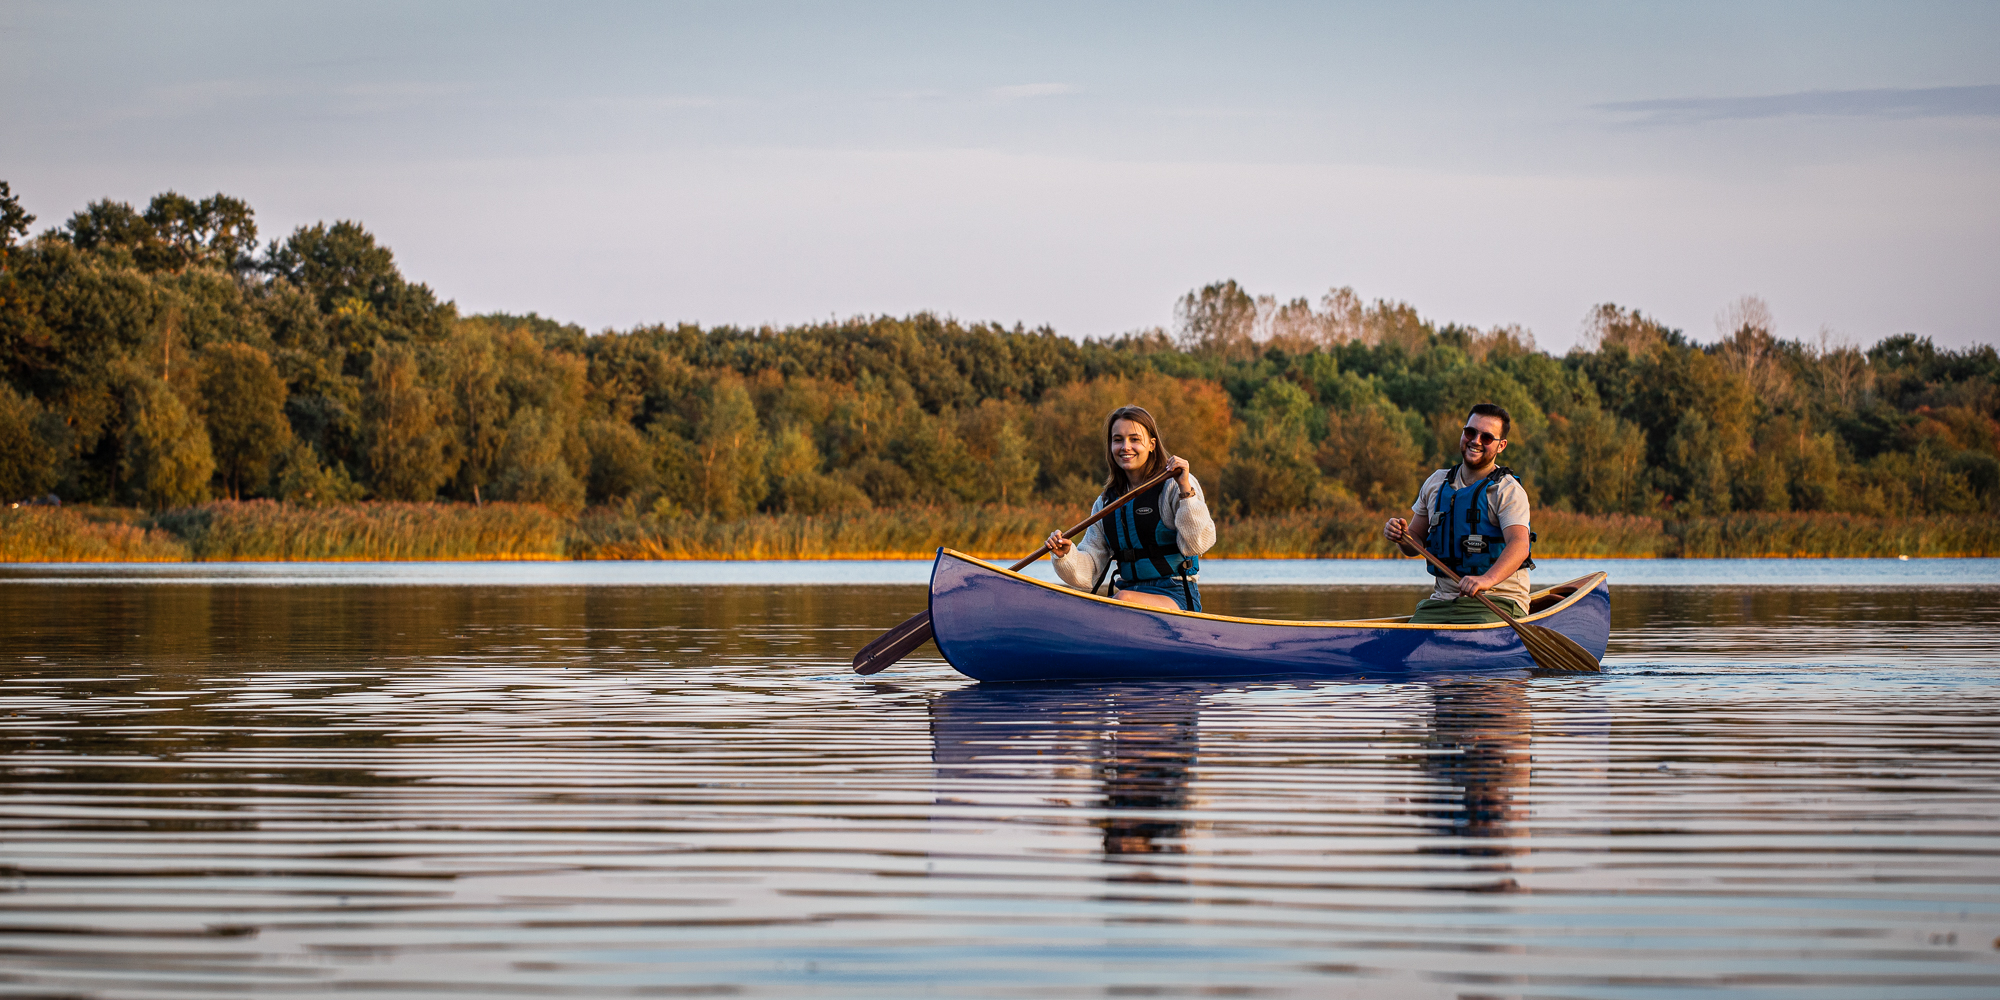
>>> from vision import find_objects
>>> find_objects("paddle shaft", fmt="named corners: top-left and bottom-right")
top-left (1008, 463), bottom-right (1183, 572)
top-left (852, 463), bottom-right (1185, 675)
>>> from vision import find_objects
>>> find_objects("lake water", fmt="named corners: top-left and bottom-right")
top-left (3, 559), bottom-right (1999, 998)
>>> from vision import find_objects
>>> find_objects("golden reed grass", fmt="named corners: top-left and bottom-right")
top-left (7, 501), bottom-right (1998, 562)
top-left (568, 506), bottom-right (2000, 560)
top-left (0, 502), bottom-right (563, 563)
top-left (570, 504), bottom-right (1074, 560)
top-left (153, 500), bottom-right (567, 561)
top-left (1665, 512), bottom-right (2000, 558)
top-left (0, 506), bottom-right (187, 562)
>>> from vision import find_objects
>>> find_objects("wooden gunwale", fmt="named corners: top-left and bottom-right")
top-left (935, 548), bottom-right (1607, 631)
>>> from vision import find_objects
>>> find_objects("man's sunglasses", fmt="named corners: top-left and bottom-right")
top-left (1461, 426), bottom-right (1503, 445)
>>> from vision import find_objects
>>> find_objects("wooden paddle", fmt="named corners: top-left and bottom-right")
top-left (1391, 530), bottom-right (1601, 673)
top-left (852, 463), bottom-right (1184, 676)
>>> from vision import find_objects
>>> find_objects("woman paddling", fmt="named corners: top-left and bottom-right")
top-left (1046, 405), bottom-right (1216, 611)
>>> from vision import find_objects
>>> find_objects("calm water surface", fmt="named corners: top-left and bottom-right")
top-left (2, 560), bottom-right (1998, 998)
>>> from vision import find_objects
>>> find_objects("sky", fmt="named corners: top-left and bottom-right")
top-left (3, 1), bottom-right (1996, 352)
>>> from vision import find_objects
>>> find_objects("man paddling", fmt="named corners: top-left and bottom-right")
top-left (1382, 403), bottom-right (1533, 624)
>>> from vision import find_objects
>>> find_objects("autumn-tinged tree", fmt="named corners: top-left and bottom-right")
top-left (1175, 280), bottom-right (1257, 359)
top-left (9, 183), bottom-right (2000, 529)
top-left (1029, 371), bottom-right (1236, 498)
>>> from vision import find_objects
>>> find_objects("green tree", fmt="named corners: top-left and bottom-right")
top-left (62, 199), bottom-right (165, 267)
top-left (1538, 405), bottom-right (1650, 515)
top-left (1317, 403), bottom-right (1422, 510)
top-left (198, 342), bottom-right (292, 499)
top-left (264, 221), bottom-right (452, 339)
top-left (764, 423), bottom-right (870, 514)
top-left (270, 439), bottom-right (364, 506)
top-left (0, 181), bottom-right (33, 262)
top-left (143, 191), bottom-right (259, 274)
top-left (688, 375), bottom-right (768, 517)
top-left (582, 417), bottom-right (657, 504)
top-left (1224, 379), bottom-right (1322, 514)
top-left (983, 418), bottom-right (1038, 506)
top-left (1664, 411), bottom-right (1732, 515)
top-left (0, 383), bottom-right (59, 500)
top-left (361, 345), bottom-right (455, 500)
top-left (897, 409), bottom-right (983, 505)
top-left (439, 328), bottom-right (507, 503)
top-left (120, 375), bottom-right (214, 508)
top-left (492, 406), bottom-right (585, 512)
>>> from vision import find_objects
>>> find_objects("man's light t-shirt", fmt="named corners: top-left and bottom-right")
top-left (1410, 467), bottom-right (1531, 611)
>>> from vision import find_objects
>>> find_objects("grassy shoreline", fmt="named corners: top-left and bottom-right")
top-left (7, 500), bottom-right (2000, 562)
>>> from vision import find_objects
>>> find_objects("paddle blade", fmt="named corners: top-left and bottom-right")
top-left (852, 609), bottom-right (934, 675)
top-left (1515, 621), bottom-right (1601, 673)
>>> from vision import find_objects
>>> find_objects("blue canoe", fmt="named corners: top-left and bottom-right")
top-left (927, 548), bottom-right (1610, 682)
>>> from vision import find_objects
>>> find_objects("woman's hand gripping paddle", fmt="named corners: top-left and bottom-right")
top-left (1390, 530), bottom-right (1601, 673)
top-left (851, 464), bottom-right (1183, 675)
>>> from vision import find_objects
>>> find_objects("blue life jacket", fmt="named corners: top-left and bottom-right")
top-left (1425, 464), bottom-right (1535, 580)
top-left (1105, 479), bottom-right (1197, 586)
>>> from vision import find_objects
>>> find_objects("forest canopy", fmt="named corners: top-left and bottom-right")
top-left (2, 182), bottom-right (1995, 522)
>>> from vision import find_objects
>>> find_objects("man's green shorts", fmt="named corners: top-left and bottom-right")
top-left (1408, 595), bottom-right (1527, 625)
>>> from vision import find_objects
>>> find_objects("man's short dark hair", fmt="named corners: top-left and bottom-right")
top-left (1467, 402), bottom-right (1511, 439)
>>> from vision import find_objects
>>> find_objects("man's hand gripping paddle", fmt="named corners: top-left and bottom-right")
top-left (1390, 527), bottom-right (1601, 673)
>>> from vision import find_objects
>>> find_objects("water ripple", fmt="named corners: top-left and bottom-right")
top-left (1, 579), bottom-right (1998, 997)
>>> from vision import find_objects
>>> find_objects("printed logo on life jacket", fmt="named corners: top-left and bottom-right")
top-left (1462, 534), bottom-right (1489, 553)
top-left (1136, 507), bottom-right (1154, 515)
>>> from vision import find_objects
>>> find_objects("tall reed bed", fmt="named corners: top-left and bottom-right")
top-left (1666, 512), bottom-right (2000, 558)
top-left (9, 501), bottom-right (1996, 563)
top-left (0, 506), bottom-right (189, 562)
top-left (570, 504), bottom-right (1069, 560)
top-left (1204, 509), bottom-right (1669, 558)
top-left (569, 506), bottom-right (1993, 560)
top-left (153, 501), bottom-right (566, 561)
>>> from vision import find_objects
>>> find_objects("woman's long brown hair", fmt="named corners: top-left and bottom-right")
top-left (1101, 405), bottom-right (1169, 502)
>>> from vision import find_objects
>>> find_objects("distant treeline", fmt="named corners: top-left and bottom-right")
top-left (2, 182), bottom-right (1996, 527)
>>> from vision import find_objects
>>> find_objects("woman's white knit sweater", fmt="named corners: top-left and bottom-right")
top-left (1053, 474), bottom-right (1216, 595)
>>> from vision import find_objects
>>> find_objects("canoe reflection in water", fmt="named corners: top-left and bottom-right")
top-left (929, 680), bottom-right (1558, 875)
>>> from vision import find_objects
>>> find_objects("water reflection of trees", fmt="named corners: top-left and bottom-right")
top-left (0, 582), bottom-right (917, 814)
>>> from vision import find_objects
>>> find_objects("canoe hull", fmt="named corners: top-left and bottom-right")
top-left (927, 549), bottom-right (1609, 683)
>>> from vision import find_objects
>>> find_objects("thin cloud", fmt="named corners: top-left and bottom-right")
top-left (989, 82), bottom-right (1074, 100)
top-left (1598, 84), bottom-right (2000, 124)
